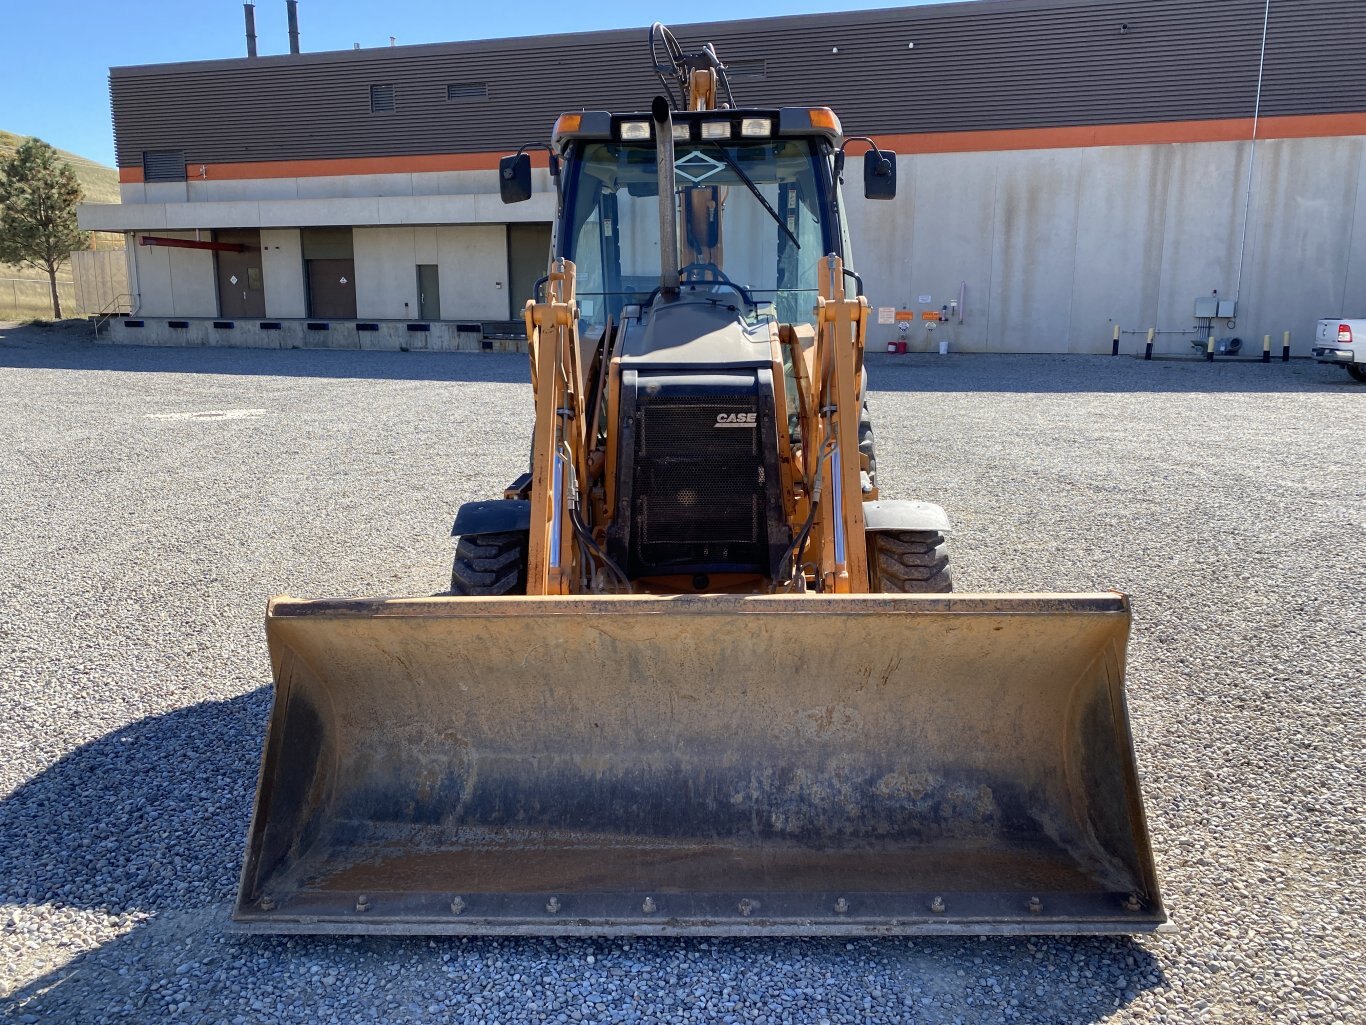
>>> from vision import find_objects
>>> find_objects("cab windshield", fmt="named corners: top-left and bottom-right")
top-left (561, 138), bottom-right (833, 335)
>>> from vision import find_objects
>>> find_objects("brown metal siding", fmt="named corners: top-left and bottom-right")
top-left (109, 0), bottom-right (1366, 169)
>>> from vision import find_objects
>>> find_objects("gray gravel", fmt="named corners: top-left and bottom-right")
top-left (1, 321), bottom-right (1362, 1023)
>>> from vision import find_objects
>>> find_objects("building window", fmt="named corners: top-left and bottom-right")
top-left (447, 82), bottom-right (489, 101)
top-left (142, 150), bottom-right (187, 182)
top-left (370, 84), bottom-right (396, 113)
top-left (727, 60), bottom-right (766, 82)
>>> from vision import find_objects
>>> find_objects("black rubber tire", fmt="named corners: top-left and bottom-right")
top-left (1348, 364), bottom-right (1366, 383)
top-left (858, 406), bottom-right (877, 492)
top-left (868, 530), bottom-right (952, 593)
top-left (450, 531), bottom-right (528, 595)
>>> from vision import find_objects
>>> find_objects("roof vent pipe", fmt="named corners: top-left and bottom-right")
top-left (286, 0), bottom-right (300, 54)
top-left (244, 3), bottom-right (257, 58)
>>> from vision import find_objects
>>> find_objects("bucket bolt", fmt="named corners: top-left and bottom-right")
top-left (450, 897), bottom-right (466, 915)
top-left (546, 897), bottom-right (561, 914)
top-left (1027, 897), bottom-right (1043, 914)
top-left (929, 896), bottom-right (946, 914)
top-left (833, 898), bottom-right (849, 915)
top-left (355, 894), bottom-right (370, 913)
top-left (641, 897), bottom-right (657, 914)
top-left (258, 895), bottom-right (276, 912)
top-left (738, 898), bottom-right (755, 917)
top-left (1123, 893), bottom-right (1143, 913)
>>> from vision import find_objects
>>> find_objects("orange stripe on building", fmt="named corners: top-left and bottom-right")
top-left (117, 149), bottom-right (547, 184)
top-left (117, 112), bottom-right (1366, 183)
top-left (874, 112), bottom-right (1366, 155)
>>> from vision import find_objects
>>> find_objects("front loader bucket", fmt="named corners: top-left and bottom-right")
top-left (233, 593), bottom-right (1165, 936)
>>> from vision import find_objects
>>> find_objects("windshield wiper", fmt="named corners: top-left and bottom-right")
top-left (700, 143), bottom-right (801, 250)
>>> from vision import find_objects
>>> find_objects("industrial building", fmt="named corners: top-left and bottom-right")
top-left (78, 0), bottom-right (1366, 355)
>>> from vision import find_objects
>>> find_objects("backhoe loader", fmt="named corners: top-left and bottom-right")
top-left (233, 25), bottom-right (1165, 936)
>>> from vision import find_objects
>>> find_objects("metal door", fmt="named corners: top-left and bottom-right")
top-left (417, 264), bottom-right (441, 321)
top-left (306, 259), bottom-right (356, 319)
top-left (216, 229), bottom-right (265, 318)
top-left (507, 223), bottom-right (553, 319)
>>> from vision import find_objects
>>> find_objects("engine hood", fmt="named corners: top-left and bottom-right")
top-left (618, 292), bottom-right (776, 370)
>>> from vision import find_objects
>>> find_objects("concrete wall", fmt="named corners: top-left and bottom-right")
top-left (354, 225), bottom-right (509, 320)
top-left (845, 135), bottom-right (1366, 355)
top-left (131, 231), bottom-right (217, 317)
top-left (82, 190), bottom-right (556, 234)
top-left (433, 225), bottom-right (509, 320)
top-left (119, 169), bottom-right (535, 204)
top-left (70, 249), bottom-right (130, 316)
top-left (261, 229), bottom-right (306, 318)
top-left (101, 136), bottom-right (1366, 354)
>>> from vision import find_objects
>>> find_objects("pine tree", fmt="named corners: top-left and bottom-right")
top-left (0, 138), bottom-right (91, 319)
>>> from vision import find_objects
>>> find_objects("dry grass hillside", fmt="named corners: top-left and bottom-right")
top-left (0, 130), bottom-right (120, 320)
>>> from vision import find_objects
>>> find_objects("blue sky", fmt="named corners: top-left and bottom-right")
top-left (0, 0), bottom-right (959, 168)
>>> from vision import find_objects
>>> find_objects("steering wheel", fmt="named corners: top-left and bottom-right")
top-left (649, 23), bottom-right (686, 108)
top-left (679, 261), bottom-right (728, 282)
top-left (677, 263), bottom-right (755, 306)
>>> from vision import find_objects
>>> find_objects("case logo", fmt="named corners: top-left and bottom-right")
top-left (715, 412), bottom-right (757, 428)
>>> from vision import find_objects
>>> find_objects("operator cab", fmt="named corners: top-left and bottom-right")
top-left (496, 42), bottom-right (897, 592)
top-left (500, 106), bottom-right (895, 340)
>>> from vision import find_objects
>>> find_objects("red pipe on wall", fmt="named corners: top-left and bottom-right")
top-left (138, 235), bottom-right (246, 253)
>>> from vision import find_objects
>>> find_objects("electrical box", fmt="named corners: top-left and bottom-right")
top-left (1193, 297), bottom-right (1218, 318)
top-left (1217, 299), bottom-right (1237, 319)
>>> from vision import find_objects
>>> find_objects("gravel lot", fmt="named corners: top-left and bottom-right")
top-left (1, 321), bottom-right (1362, 1024)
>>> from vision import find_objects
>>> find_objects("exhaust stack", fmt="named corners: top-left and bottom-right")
top-left (286, 0), bottom-right (300, 54)
top-left (651, 96), bottom-right (680, 296)
top-left (244, 3), bottom-right (257, 58)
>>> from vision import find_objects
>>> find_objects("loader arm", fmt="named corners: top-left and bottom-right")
top-left (811, 253), bottom-right (871, 592)
top-left (524, 259), bottom-right (583, 594)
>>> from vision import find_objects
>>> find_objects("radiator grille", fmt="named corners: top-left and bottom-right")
top-left (631, 394), bottom-right (768, 573)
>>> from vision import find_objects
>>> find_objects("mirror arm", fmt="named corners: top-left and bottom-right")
top-left (839, 136), bottom-right (891, 176)
top-left (515, 142), bottom-right (561, 178)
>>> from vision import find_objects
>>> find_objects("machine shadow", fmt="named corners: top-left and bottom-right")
top-left (0, 330), bottom-right (529, 385)
top-left (4, 927), bottom-right (1166, 1023)
top-left (2, 690), bottom-right (1166, 1023)
top-left (0, 690), bottom-right (270, 917)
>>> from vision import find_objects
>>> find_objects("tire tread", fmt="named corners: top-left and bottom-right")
top-left (450, 531), bottom-right (528, 595)
top-left (869, 530), bottom-right (952, 593)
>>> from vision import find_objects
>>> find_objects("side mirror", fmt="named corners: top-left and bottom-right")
top-left (499, 153), bottom-right (532, 204)
top-left (863, 149), bottom-right (896, 200)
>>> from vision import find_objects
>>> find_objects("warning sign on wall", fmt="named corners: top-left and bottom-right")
top-left (894, 311), bottom-right (916, 322)
top-left (877, 307), bottom-right (895, 325)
